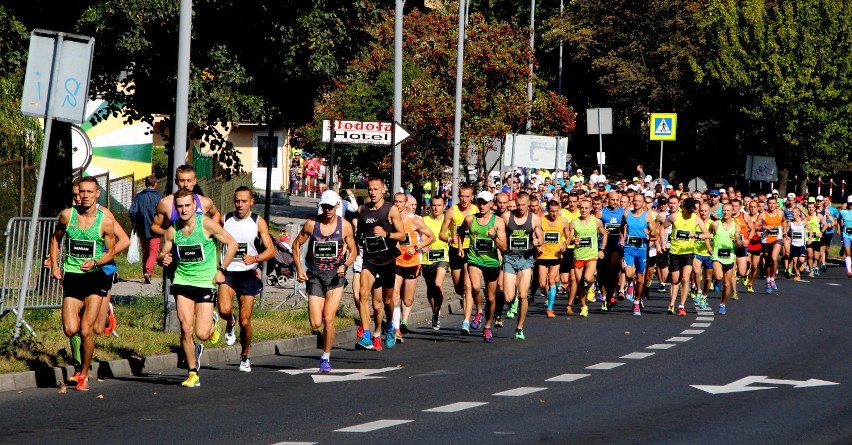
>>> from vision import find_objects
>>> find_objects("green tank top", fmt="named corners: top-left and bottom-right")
top-left (64, 208), bottom-right (105, 274)
top-left (806, 216), bottom-right (820, 242)
top-left (573, 217), bottom-right (599, 261)
top-left (670, 211), bottom-right (699, 255)
top-left (466, 214), bottom-right (499, 268)
top-left (711, 221), bottom-right (736, 265)
top-left (173, 214), bottom-right (217, 289)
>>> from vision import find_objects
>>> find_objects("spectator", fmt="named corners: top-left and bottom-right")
top-left (128, 174), bottom-right (165, 284)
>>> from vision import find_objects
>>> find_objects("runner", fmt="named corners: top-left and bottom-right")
top-left (729, 198), bottom-right (751, 299)
top-left (759, 196), bottom-right (786, 293)
top-left (817, 196), bottom-right (838, 273)
top-left (394, 194), bottom-right (435, 342)
top-left (804, 201), bottom-right (826, 278)
top-left (567, 199), bottom-right (607, 317)
top-left (150, 164), bottom-right (221, 237)
top-left (558, 193), bottom-right (580, 312)
top-left (709, 203), bottom-right (743, 314)
top-left (691, 203), bottom-right (714, 309)
top-left (421, 195), bottom-right (450, 329)
top-left (438, 184), bottom-right (479, 332)
top-left (620, 193), bottom-right (656, 315)
top-left (218, 186), bottom-right (276, 373)
top-left (292, 190), bottom-right (358, 372)
top-left (787, 208), bottom-right (807, 280)
top-left (458, 191), bottom-right (507, 341)
top-left (745, 199), bottom-right (763, 293)
top-left (158, 188), bottom-right (238, 387)
top-left (661, 197), bottom-right (711, 316)
top-left (537, 200), bottom-right (569, 318)
top-left (598, 192), bottom-right (625, 310)
top-left (838, 196), bottom-right (852, 278)
top-left (501, 192), bottom-right (543, 339)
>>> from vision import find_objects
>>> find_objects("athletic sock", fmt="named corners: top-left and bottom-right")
top-left (845, 256), bottom-right (851, 273)
top-left (547, 285), bottom-right (556, 310)
top-left (393, 306), bottom-right (401, 328)
top-left (495, 290), bottom-right (505, 317)
top-left (321, 352), bottom-right (330, 360)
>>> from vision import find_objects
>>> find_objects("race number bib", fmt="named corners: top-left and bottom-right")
top-left (577, 236), bottom-right (593, 248)
top-left (627, 236), bottom-right (644, 248)
top-left (426, 248), bottom-right (447, 262)
top-left (766, 227), bottom-right (780, 237)
top-left (510, 236), bottom-right (529, 250)
top-left (674, 229), bottom-right (691, 241)
top-left (313, 241), bottom-right (338, 258)
top-left (543, 231), bottom-right (560, 244)
top-left (455, 225), bottom-right (470, 238)
top-left (606, 223), bottom-right (621, 235)
top-left (791, 231), bottom-right (804, 240)
top-left (364, 236), bottom-right (389, 253)
top-left (177, 243), bottom-right (205, 262)
top-left (400, 232), bottom-right (412, 246)
top-left (717, 248), bottom-right (732, 259)
top-left (474, 237), bottom-right (495, 253)
top-left (845, 227), bottom-right (852, 235)
top-left (235, 242), bottom-right (248, 258)
top-left (68, 238), bottom-right (95, 259)
top-left (648, 247), bottom-right (657, 258)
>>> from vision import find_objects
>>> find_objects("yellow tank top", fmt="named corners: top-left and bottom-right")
top-left (449, 204), bottom-right (478, 249)
top-left (670, 211), bottom-right (699, 255)
top-left (561, 208), bottom-right (579, 223)
top-left (422, 215), bottom-right (448, 265)
top-left (539, 215), bottom-right (564, 260)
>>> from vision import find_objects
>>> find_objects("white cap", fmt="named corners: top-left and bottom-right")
top-left (719, 188), bottom-right (726, 194)
top-left (816, 195), bottom-right (824, 201)
top-left (644, 175), bottom-right (652, 182)
top-left (576, 169), bottom-right (583, 173)
top-left (476, 190), bottom-right (494, 202)
top-left (319, 190), bottom-right (340, 206)
top-left (643, 190), bottom-right (655, 197)
top-left (666, 184), bottom-right (673, 189)
top-left (847, 195), bottom-right (852, 203)
top-left (772, 189), bottom-right (779, 194)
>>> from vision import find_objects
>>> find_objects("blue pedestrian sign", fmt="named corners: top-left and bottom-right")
top-left (649, 113), bottom-right (677, 141)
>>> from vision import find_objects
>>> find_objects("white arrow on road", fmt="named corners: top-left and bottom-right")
top-left (691, 376), bottom-right (839, 394)
top-left (281, 366), bottom-right (402, 383)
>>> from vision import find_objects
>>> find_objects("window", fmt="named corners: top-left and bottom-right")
top-left (257, 136), bottom-right (278, 168)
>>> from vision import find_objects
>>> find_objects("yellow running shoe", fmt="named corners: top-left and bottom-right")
top-left (209, 312), bottom-right (221, 344)
top-left (579, 306), bottom-right (589, 317)
top-left (586, 284), bottom-right (596, 302)
top-left (181, 371), bottom-right (200, 387)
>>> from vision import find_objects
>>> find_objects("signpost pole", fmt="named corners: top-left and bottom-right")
top-left (328, 118), bottom-right (336, 190)
top-left (510, 133), bottom-right (517, 192)
top-left (451, 0), bottom-right (466, 205)
top-left (392, 0), bottom-right (403, 196)
top-left (659, 141), bottom-right (664, 180)
top-left (597, 108), bottom-right (603, 175)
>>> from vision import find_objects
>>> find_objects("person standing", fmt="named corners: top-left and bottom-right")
top-left (49, 177), bottom-right (121, 391)
top-left (158, 189), bottom-right (238, 388)
top-left (293, 190), bottom-right (358, 371)
top-left (129, 174), bottom-right (164, 283)
top-left (218, 186), bottom-right (276, 373)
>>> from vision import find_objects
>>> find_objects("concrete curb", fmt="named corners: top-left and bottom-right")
top-left (4, 307), bottom-right (437, 393)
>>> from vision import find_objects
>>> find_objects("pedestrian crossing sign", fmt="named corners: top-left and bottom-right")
top-left (650, 113), bottom-right (677, 141)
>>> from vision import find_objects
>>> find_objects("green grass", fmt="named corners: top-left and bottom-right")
top-left (0, 297), bottom-right (356, 375)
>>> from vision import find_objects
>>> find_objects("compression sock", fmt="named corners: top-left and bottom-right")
top-left (547, 285), bottom-right (557, 310)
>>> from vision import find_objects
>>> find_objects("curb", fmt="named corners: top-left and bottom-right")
top-left (2, 307), bottom-right (437, 393)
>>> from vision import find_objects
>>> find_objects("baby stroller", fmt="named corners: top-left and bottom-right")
top-left (266, 236), bottom-right (295, 287)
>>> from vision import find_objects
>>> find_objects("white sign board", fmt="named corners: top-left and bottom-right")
top-left (744, 155), bottom-right (778, 182)
top-left (586, 108), bottom-right (613, 135)
top-left (322, 119), bottom-right (410, 146)
top-left (21, 30), bottom-right (95, 124)
top-left (503, 134), bottom-right (568, 170)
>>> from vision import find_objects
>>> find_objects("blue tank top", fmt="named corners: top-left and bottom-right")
top-left (624, 210), bottom-right (649, 248)
top-left (783, 207), bottom-right (794, 221)
top-left (600, 206), bottom-right (624, 250)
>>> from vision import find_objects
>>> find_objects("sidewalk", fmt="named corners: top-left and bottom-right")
top-left (1, 192), bottom-right (453, 392)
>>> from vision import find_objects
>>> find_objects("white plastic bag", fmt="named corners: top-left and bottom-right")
top-left (127, 230), bottom-right (141, 264)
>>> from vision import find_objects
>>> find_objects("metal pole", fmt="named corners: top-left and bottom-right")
top-left (392, 0), bottom-right (404, 195)
top-left (658, 141), bottom-right (664, 180)
top-left (557, 0), bottom-right (564, 96)
top-left (526, 0), bottom-right (536, 133)
top-left (510, 133), bottom-right (517, 192)
top-left (15, 34), bottom-right (63, 339)
top-left (597, 108), bottom-right (603, 175)
top-left (328, 118), bottom-right (336, 190)
top-left (452, 0), bottom-right (466, 204)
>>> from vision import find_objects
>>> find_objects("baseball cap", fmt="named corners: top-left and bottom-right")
top-left (807, 197), bottom-right (816, 203)
top-left (666, 184), bottom-right (673, 189)
top-left (771, 189), bottom-right (779, 195)
top-left (708, 190), bottom-right (719, 197)
top-left (643, 190), bottom-right (654, 198)
top-left (644, 175), bottom-right (652, 182)
top-left (786, 193), bottom-right (796, 199)
top-left (476, 190), bottom-right (494, 202)
top-left (576, 169), bottom-right (583, 174)
top-left (816, 195), bottom-right (824, 201)
top-left (632, 177), bottom-right (640, 182)
top-left (319, 190), bottom-right (340, 207)
top-left (719, 188), bottom-right (726, 194)
top-left (847, 195), bottom-right (852, 203)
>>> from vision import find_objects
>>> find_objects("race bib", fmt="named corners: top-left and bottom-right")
top-left (455, 225), bottom-right (470, 238)
top-left (426, 249), bottom-right (447, 262)
top-left (845, 227), bottom-right (852, 235)
top-left (235, 242), bottom-right (248, 258)
top-left (400, 232), bottom-right (412, 246)
top-left (313, 241), bottom-right (338, 258)
top-left (364, 236), bottom-right (388, 253)
top-left (577, 236), bottom-right (592, 248)
top-left (605, 223), bottom-right (621, 235)
top-left (510, 236), bottom-right (529, 250)
top-left (543, 231), bottom-right (560, 244)
top-left (68, 238), bottom-right (95, 259)
top-left (766, 227), bottom-right (780, 237)
top-left (627, 236), bottom-right (644, 248)
top-left (177, 243), bottom-right (205, 262)
top-left (717, 248), bottom-right (731, 259)
top-left (474, 237), bottom-right (495, 253)
top-left (792, 231), bottom-right (804, 240)
top-left (674, 229), bottom-right (691, 241)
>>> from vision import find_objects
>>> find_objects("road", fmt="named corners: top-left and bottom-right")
top-left (0, 268), bottom-right (849, 445)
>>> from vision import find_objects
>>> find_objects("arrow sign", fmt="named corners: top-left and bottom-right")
top-left (281, 366), bottom-right (402, 383)
top-left (322, 119), bottom-right (410, 146)
top-left (393, 122), bottom-right (410, 145)
top-left (691, 376), bottom-right (839, 394)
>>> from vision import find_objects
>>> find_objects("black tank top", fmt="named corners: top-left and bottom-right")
top-left (357, 200), bottom-right (397, 265)
top-left (505, 213), bottom-right (534, 255)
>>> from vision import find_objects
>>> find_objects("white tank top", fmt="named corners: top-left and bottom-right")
top-left (223, 212), bottom-right (260, 271)
top-left (788, 220), bottom-right (806, 248)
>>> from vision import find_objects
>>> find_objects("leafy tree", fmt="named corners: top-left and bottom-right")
top-left (0, 8), bottom-right (42, 163)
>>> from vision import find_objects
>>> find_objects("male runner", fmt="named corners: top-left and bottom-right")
top-left (394, 194), bottom-right (435, 341)
top-left (787, 208), bottom-right (808, 280)
top-left (709, 203), bottom-right (743, 314)
top-left (838, 196), bottom-right (852, 278)
top-left (759, 197), bottom-right (786, 293)
top-left (568, 199), bottom-right (607, 317)
top-left (151, 164), bottom-right (221, 236)
top-left (537, 200), bottom-right (569, 318)
top-left (661, 197), bottom-right (710, 315)
top-left (501, 191), bottom-right (542, 339)
top-left (421, 195), bottom-right (450, 329)
top-left (598, 192), bottom-right (625, 310)
top-left (218, 186), bottom-right (275, 372)
top-left (621, 193), bottom-right (656, 315)
top-left (439, 184), bottom-right (478, 331)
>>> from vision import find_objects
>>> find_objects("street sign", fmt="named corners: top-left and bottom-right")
top-left (650, 113), bottom-right (677, 141)
top-left (21, 30), bottom-right (95, 124)
top-left (281, 366), bottom-right (402, 383)
top-left (691, 376), bottom-right (838, 394)
top-left (586, 108), bottom-right (612, 135)
top-left (322, 119), bottom-right (410, 146)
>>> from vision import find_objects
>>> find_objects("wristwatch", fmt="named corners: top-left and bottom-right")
top-left (414, 246), bottom-right (421, 252)
top-left (218, 267), bottom-right (227, 273)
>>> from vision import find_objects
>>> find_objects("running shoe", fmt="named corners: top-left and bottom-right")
top-left (626, 283), bottom-right (634, 301)
top-left (75, 376), bottom-right (89, 391)
top-left (224, 314), bottom-right (237, 346)
top-left (579, 306), bottom-right (589, 317)
top-left (847, 272), bottom-right (852, 278)
top-left (181, 372), bottom-right (200, 388)
top-left (677, 306), bottom-right (687, 316)
top-left (601, 301), bottom-right (608, 311)
top-left (732, 289), bottom-right (739, 300)
top-left (667, 305), bottom-right (675, 314)
top-left (506, 299), bottom-right (518, 318)
top-left (372, 336), bottom-right (383, 351)
top-left (239, 355), bottom-right (251, 372)
top-left (633, 303), bottom-right (641, 316)
top-left (617, 289), bottom-right (625, 301)
top-left (194, 342), bottom-right (204, 372)
top-left (483, 328), bottom-right (494, 343)
top-left (68, 371), bottom-right (82, 384)
top-left (765, 284), bottom-right (772, 294)
top-left (658, 282), bottom-right (667, 293)
top-left (319, 358), bottom-right (332, 373)
top-left (395, 329), bottom-right (403, 344)
top-left (746, 284), bottom-right (754, 293)
top-left (143, 273), bottom-right (152, 284)
top-left (566, 306), bottom-right (574, 315)
top-left (400, 320), bottom-right (410, 334)
top-left (104, 303), bottom-right (117, 336)
top-left (595, 286), bottom-right (603, 302)
top-left (813, 268), bottom-right (821, 277)
top-left (471, 312), bottom-right (483, 330)
top-left (714, 281), bottom-right (722, 292)
top-left (460, 320), bottom-right (471, 335)
top-left (494, 316), bottom-right (503, 328)
top-left (741, 277), bottom-right (749, 286)
top-left (784, 268), bottom-right (792, 279)
top-left (356, 331), bottom-right (375, 350)
top-left (210, 312), bottom-right (221, 345)
top-left (609, 296), bottom-right (618, 308)
top-left (808, 270), bottom-right (815, 278)
top-left (514, 329), bottom-right (526, 340)
top-left (771, 280), bottom-right (778, 290)
top-left (357, 325), bottom-right (364, 339)
top-left (792, 275), bottom-right (800, 281)
top-left (698, 296), bottom-right (708, 310)
top-left (718, 304), bottom-right (727, 315)
top-left (820, 263), bottom-right (827, 273)
top-left (432, 312), bottom-right (440, 330)
top-left (546, 309), bottom-right (556, 318)
top-left (384, 322), bottom-right (396, 349)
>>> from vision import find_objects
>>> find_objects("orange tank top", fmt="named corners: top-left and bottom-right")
top-left (762, 211), bottom-right (783, 243)
top-left (396, 214), bottom-right (420, 267)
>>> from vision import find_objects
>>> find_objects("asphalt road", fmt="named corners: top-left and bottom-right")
top-left (1, 268), bottom-right (849, 445)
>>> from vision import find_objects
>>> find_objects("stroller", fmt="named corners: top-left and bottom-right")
top-left (266, 235), bottom-right (295, 287)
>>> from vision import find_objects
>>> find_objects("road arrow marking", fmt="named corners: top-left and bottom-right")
top-left (281, 367), bottom-right (401, 383)
top-left (691, 376), bottom-right (839, 394)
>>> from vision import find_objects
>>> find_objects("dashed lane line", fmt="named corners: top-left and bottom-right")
top-left (493, 387), bottom-right (548, 397)
top-left (545, 373), bottom-right (591, 382)
top-left (667, 336), bottom-right (692, 342)
top-left (621, 352), bottom-right (655, 360)
top-left (681, 329), bottom-right (705, 335)
top-left (423, 402), bottom-right (488, 413)
top-left (586, 362), bottom-right (625, 370)
top-left (335, 419), bottom-right (414, 433)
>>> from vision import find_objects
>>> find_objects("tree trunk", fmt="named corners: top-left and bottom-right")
top-left (777, 167), bottom-right (789, 196)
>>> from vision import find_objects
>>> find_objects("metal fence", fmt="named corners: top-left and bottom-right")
top-left (0, 159), bottom-right (38, 229)
top-left (0, 218), bottom-right (63, 321)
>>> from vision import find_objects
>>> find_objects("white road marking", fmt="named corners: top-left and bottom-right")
top-left (424, 402), bottom-right (488, 413)
top-left (681, 329), bottom-right (705, 335)
top-left (545, 373), bottom-right (591, 382)
top-left (270, 442), bottom-right (317, 445)
top-left (696, 317), bottom-right (715, 321)
top-left (621, 352), bottom-right (655, 359)
top-left (697, 311), bottom-right (714, 315)
top-left (335, 419), bottom-right (414, 433)
top-left (647, 343), bottom-right (676, 349)
top-left (493, 387), bottom-right (548, 396)
top-left (827, 283), bottom-right (840, 286)
top-left (798, 279), bottom-right (811, 283)
top-left (586, 362), bottom-right (625, 370)
top-left (667, 336), bottom-right (692, 342)
top-left (691, 323), bottom-right (712, 328)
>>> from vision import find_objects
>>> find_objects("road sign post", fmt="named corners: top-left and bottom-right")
top-left (586, 108), bottom-right (612, 175)
top-left (649, 113), bottom-right (677, 180)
